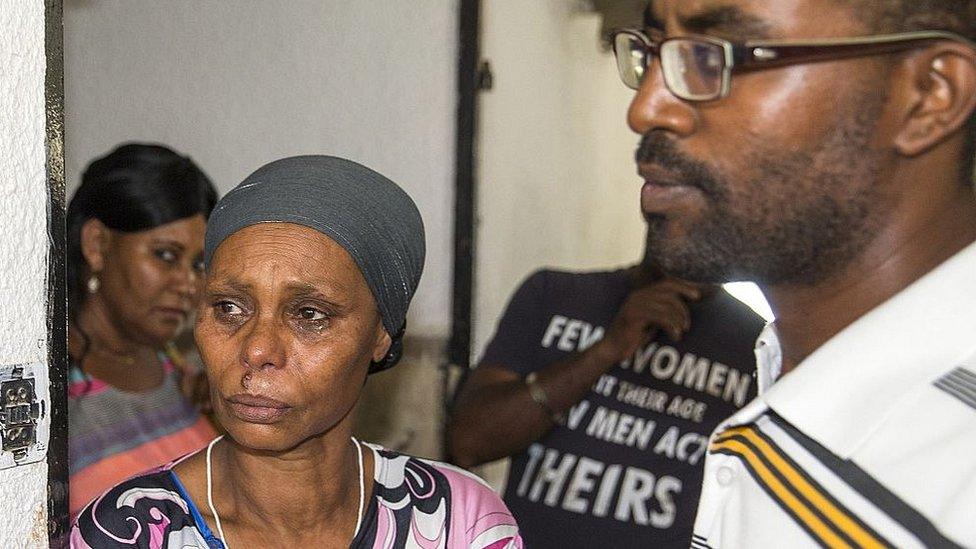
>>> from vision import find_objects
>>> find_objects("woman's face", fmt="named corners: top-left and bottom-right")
top-left (84, 214), bottom-right (207, 346)
top-left (196, 223), bottom-right (390, 452)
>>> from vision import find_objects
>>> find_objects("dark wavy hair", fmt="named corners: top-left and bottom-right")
top-left (67, 143), bottom-right (218, 322)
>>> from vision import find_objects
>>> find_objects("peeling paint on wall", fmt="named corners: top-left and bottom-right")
top-left (0, 0), bottom-right (53, 546)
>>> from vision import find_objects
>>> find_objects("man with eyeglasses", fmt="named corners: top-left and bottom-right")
top-left (613, 1), bottom-right (976, 547)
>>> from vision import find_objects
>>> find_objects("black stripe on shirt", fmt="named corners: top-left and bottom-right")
top-left (945, 368), bottom-right (976, 392)
top-left (767, 412), bottom-right (963, 549)
top-left (952, 367), bottom-right (976, 385)
top-left (749, 425), bottom-right (891, 547)
top-left (710, 445), bottom-right (830, 547)
top-left (715, 428), bottom-right (886, 548)
top-left (935, 378), bottom-right (976, 411)
top-left (935, 368), bottom-right (976, 411)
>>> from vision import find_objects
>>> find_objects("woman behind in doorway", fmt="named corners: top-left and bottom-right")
top-left (71, 156), bottom-right (522, 548)
top-left (68, 143), bottom-right (219, 517)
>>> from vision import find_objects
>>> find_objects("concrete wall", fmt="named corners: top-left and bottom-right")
top-left (0, 0), bottom-right (53, 545)
top-left (353, 336), bottom-right (448, 458)
top-left (63, 0), bottom-right (459, 338)
top-left (473, 0), bottom-right (647, 358)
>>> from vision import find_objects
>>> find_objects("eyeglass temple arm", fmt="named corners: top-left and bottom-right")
top-left (732, 35), bottom-right (970, 72)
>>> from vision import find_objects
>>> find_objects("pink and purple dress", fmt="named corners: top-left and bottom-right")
top-left (70, 443), bottom-right (523, 549)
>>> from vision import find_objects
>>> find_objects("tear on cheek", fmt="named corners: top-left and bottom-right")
top-left (291, 320), bottom-right (330, 338)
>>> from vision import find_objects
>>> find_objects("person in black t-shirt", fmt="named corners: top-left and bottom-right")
top-left (448, 252), bottom-right (764, 548)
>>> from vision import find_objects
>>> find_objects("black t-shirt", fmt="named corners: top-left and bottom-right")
top-left (479, 269), bottom-right (765, 549)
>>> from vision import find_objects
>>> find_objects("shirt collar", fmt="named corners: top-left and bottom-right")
top-left (754, 323), bottom-right (782, 394)
top-left (759, 240), bottom-right (976, 458)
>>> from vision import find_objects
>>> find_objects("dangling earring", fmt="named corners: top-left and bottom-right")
top-left (87, 274), bottom-right (100, 294)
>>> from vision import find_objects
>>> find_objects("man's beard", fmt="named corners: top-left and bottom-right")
top-left (636, 104), bottom-right (889, 287)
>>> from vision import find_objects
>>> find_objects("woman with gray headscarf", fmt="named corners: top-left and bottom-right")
top-left (71, 156), bottom-right (523, 548)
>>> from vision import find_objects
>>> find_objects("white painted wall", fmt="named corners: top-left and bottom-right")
top-left (0, 0), bottom-right (52, 545)
top-left (473, 0), bottom-right (647, 357)
top-left (64, 0), bottom-right (459, 337)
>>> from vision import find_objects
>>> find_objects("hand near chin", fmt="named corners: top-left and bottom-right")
top-left (601, 277), bottom-right (703, 362)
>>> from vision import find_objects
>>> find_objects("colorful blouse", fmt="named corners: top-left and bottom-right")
top-left (69, 355), bottom-right (216, 517)
top-left (70, 443), bottom-right (523, 549)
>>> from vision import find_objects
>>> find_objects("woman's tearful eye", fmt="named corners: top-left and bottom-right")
top-left (298, 307), bottom-right (328, 322)
top-left (213, 300), bottom-right (245, 320)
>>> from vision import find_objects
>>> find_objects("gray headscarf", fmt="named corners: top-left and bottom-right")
top-left (204, 155), bottom-right (425, 371)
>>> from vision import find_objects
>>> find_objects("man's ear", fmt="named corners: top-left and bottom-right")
top-left (371, 325), bottom-right (393, 363)
top-left (80, 218), bottom-right (111, 273)
top-left (893, 44), bottom-right (976, 157)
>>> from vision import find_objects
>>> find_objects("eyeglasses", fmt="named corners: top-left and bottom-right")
top-left (612, 29), bottom-right (976, 102)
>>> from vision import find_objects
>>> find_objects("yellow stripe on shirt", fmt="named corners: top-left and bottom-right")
top-left (714, 427), bottom-right (888, 548)
top-left (712, 425), bottom-right (890, 548)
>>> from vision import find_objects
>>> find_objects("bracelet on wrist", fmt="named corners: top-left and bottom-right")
top-left (524, 372), bottom-right (566, 424)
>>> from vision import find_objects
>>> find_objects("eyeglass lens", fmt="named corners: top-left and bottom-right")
top-left (662, 39), bottom-right (725, 100)
top-left (614, 33), bottom-right (647, 90)
top-left (614, 33), bottom-right (727, 101)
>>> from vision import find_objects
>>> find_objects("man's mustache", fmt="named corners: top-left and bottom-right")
top-left (635, 132), bottom-right (725, 200)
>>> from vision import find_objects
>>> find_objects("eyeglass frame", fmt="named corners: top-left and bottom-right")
top-left (612, 28), bottom-right (976, 101)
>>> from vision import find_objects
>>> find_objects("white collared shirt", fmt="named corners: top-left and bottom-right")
top-left (692, 241), bottom-right (976, 548)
